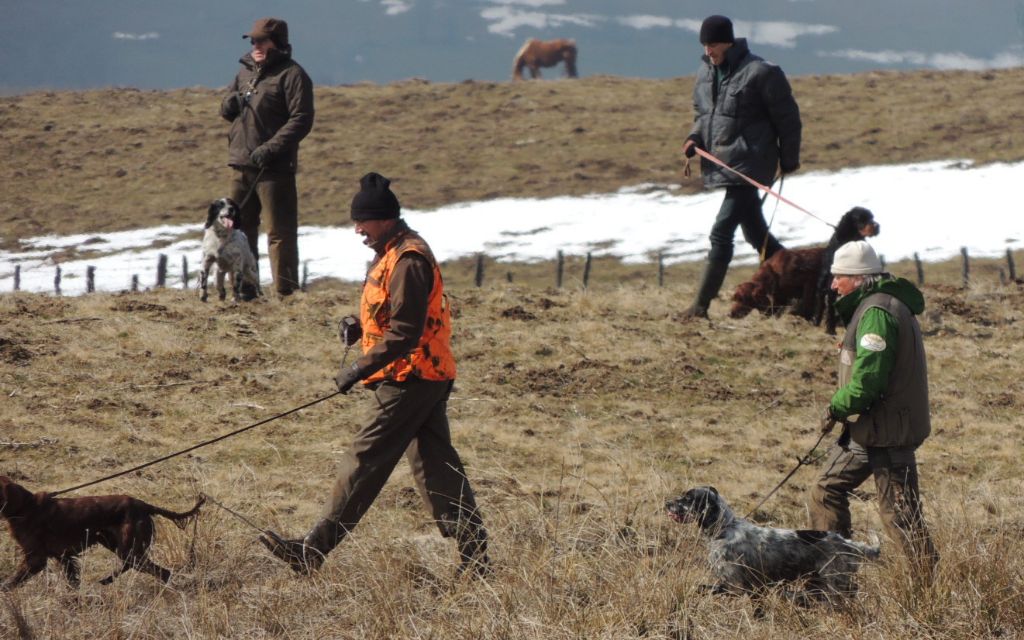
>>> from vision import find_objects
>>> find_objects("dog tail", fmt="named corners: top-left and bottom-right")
top-left (148, 495), bottom-right (206, 529)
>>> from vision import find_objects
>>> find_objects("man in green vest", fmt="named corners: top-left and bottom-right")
top-left (808, 240), bottom-right (939, 583)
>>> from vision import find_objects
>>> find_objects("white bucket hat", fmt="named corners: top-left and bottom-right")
top-left (831, 240), bottom-right (883, 275)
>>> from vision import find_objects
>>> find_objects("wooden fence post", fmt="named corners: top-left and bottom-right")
top-left (156, 254), bottom-right (167, 288)
top-left (556, 250), bottom-right (564, 289)
top-left (474, 253), bottom-right (484, 288)
top-left (582, 252), bottom-right (592, 289)
top-left (301, 261), bottom-right (309, 292)
top-left (131, 274), bottom-right (139, 292)
top-left (658, 251), bottom-right (665, 287)
top-left (506, 271), bottom-right (513, 283)
top-left (961, 247), bottom-right (969, 289)
top-left (1007, 249), bottom-right (1017, 282)
top-left (182, 256), bottom-right (189, 289)
top-left (913, 252), bottom-right (924, 285)
top-left (86, 266), bottom-right (95, 293)
top-left (13, 265), bottom-right (20, 292)
top-left (54, 266), bottom-right (62, 296)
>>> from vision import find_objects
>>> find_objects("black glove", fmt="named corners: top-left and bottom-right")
top-left (683, 137), bottom-right (701, 158)
top-left (220, 93), bottom-right (242, 121)
top-left (338, 316), bottom-right (362, 346)
top-left (250, 145), bottom-right (273, 168)
top-left (334, 363), bottom-right (362, 394)
top-left (820, 405), bottom-right (840, 434)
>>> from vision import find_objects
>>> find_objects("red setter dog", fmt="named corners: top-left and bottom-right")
top-left (512, 38), bottom-right (578, 80)
top-left (1, 476), bottom-right (203, 589)
top-left (730, 207), bottom-right (880, 328)
top-left (729, 248), bottom-right (823, 320)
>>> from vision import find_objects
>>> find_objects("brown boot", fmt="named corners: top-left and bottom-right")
top-left (259, 530), bottom-right (325, 574)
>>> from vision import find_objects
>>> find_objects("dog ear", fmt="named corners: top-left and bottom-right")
top-left (205, 202), bottom-right (220, 229)
top-left (707, 486), bottom-right (719, 496)
top-left (0, 477), bottom-right (30, 515)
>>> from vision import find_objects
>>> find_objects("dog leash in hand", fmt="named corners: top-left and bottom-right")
top-left (743, 428), bottom-right (832, 520)
top-left (52, 390), bottom-right (343, 496)
top-left (690, 147), bottom-right (835, 229)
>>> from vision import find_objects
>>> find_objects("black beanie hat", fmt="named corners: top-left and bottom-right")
top-left (699, 15), bottom-right (734, 45)
top-left (351, 172), bottom-right (401, 221)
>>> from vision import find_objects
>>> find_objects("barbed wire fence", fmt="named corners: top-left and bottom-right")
top-left (5, 246), bottom-right (1022, 296)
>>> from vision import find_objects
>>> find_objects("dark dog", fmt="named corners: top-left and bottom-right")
top-left (666, 486), bottom-right (879, 603)
top-left (729, 207), bottom-right (879, 333)
top-left (729, 248), bottom-right (823, 321)
top-left (200, 197), bottom-right (260, 302)
top-left (1, 476), bottom-right (204, 589)
top-left (813, 206), bottom-right (880, 333)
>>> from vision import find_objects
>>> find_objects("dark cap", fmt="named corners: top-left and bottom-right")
top-left (244, 17), bottom-right (289, 48)
top-left (699, 15), bottom-right (734, 45)
top-left (351, 172), bottom-right (401, 221)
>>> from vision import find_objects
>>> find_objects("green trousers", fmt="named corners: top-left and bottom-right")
top-left (229, 167), bottom-right (300, 295)
top-left (307, 379), bottom-right (487, 559)
top-left (809, 442), bottom-right (939, 582)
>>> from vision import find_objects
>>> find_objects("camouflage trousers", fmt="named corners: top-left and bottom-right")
top-left (809, 442), bottom-right (939, 583)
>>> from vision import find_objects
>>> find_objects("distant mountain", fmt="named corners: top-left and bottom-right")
top-left (2, 0), bottom-right (1023, 94)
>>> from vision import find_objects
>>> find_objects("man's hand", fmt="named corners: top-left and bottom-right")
top-left (338, 316), bottom-right (362, 346)
top-left (250, 145), bottom-right (273, 168)
top-left (683, 139), bottom-right (699, 159)
top-left (220, 93), bottom-right (242, 121)
top-left (820, 405), bottom-right (840, 434)
top-left (334, 363), bottom-right (362, 394)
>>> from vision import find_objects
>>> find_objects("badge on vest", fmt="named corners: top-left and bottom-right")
top-left (859, 333), bottom-right (887, 352)
top-left (840, 349), bottom-right (854, 366)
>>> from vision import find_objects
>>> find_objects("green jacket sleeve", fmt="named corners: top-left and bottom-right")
top-left (830, 307), bottom-right (899, 418)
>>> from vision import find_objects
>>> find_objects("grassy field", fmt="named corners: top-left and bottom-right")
top-left (1, 250), bottom-right (1023, 638)
top-left (2, 68), bottom-right (1024, 638)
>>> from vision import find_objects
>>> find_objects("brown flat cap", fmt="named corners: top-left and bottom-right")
top-left (243, 17), bottom-right (289, 47)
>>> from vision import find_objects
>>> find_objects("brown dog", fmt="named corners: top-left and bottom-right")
top-left (729, 248), bottom-right (823, 320)
top-left (0, 476), bottom-right (204, 589)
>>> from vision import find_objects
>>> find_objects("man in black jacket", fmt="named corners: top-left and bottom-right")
top-left (681, 15), bottom-right (802, 319)
top-left (221, 17), bottom-right (314, 298)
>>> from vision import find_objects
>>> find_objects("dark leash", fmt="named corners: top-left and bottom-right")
top-left (52, 390), bottom-right (343, 496)
top-left (743, 424), bottom-right (843, 520)
top-left (237, 166), bottom-right (266, 211)
top-left (203, 493), bottom-right (273, 535)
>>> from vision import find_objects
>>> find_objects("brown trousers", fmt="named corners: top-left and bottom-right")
top-left (809, 442), bottom-right (939, 582)
top-left (229, 168), bottom-right (300, 295)
top-left (307, 379), bottom-right (486, 555)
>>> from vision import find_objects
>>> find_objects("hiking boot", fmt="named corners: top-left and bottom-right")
top-left (259, 530), bottom-right (325, 574)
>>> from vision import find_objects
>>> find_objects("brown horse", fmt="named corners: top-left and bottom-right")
top-left (512, 38), bottom-right (578, 80)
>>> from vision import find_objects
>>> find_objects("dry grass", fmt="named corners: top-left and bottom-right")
top-left (3, 68), bottom-right (1024, 247)
top-left (1, 253), bottom-right (1022, 638)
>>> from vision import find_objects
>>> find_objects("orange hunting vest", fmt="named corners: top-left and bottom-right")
top-left (361, 229), bottom-right (456, 383)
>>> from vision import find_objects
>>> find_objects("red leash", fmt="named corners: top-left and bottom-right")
top-left (689, 147), bottom-right (835, 229)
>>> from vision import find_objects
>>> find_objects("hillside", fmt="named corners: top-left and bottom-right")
top-left (1, 69), bottom-right (1024, 638)
top-left (3, 68), bottom-right (1024, 248)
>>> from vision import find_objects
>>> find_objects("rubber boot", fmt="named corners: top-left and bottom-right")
top-left (680, 257), bottom-right (731, 319)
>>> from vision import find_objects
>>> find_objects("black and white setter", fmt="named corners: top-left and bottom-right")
top-left (200, 197), bottom-right (260, 302)
top-left (666, 486), bottom-right (879, 604)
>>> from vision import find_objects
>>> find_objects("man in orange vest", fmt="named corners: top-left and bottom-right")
top-left (260, 172), bottom-right (490, 576)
